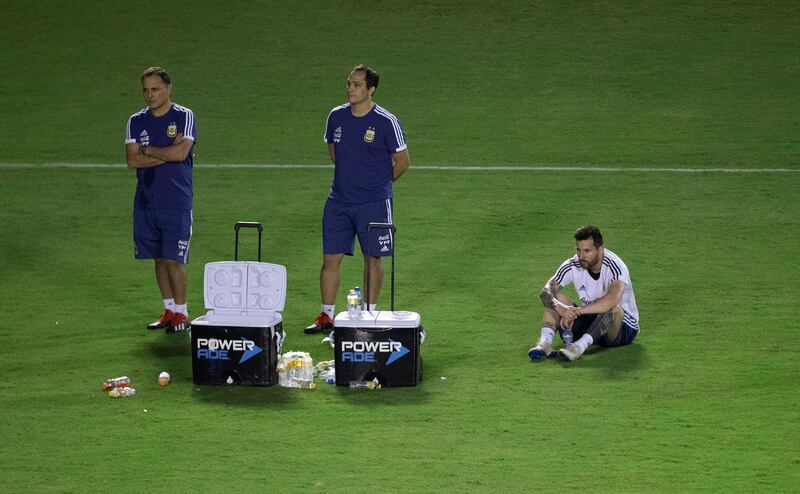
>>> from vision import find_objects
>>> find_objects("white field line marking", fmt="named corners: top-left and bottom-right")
top-left (0, 162), bottom-right (798, 173)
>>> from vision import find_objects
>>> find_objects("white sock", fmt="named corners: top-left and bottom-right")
top-left (576, 334), bottom-right (593, 353)
top-left (322, 304), bottom-right (335, 319)
top-left (539, 326), bottom-right (555, 345)
top-left (175, 303), bottom-right (188, 317)
top-left (368, 304), bottom-right (377, 312)
top-left (164, 298), bottom-right (175, 312)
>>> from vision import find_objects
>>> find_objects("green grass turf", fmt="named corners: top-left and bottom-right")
top-left (0, 167), bottom-right (798, 492)
top-left (1, 0), bottom-right (799, 491)
top-left (0, 0), bottom-right (798, 167)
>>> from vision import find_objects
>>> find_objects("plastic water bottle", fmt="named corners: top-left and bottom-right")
top-left (319, 368), bottom-right (336, 384)
top-left (108, 387), bottom-right (136, 398)
top-left (562, 328), bottom-right (574, 345)
top-left (347, 289), bottom-right (360, 319)
top-left (278, 352), bottom-right (315, 388)
top-left (349, 378), bottom-right (381, 391)
top-left (298, 380), bottom-right (317, 389)
top-left (101, 376), bottom-right (130, 391)
top-left (315, 360), bottom-right (334, 372)
top-left (354, 286), bottom-right (362, 309)
top-left (315, 360), bottom-right (336, 384)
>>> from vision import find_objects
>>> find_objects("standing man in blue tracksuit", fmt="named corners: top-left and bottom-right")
top-left (305, 64), bottom-right (410, 334)
top-left (125, 66), bottom-right (196, 334)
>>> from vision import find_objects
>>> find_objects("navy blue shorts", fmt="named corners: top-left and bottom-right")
top-left (322, 198), bottom-right (393, 257)
top-left (560, 310), bottom-right (638, 347)
top-left (133, 209), bottom-right (192, 263)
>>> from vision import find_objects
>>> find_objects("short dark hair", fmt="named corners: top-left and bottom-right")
top-left (352, 64), bottom-right (379, 91)
top-left (574, 225), bottom-right (604, 247)
top-left (141, 66), bottom-right (171, 85)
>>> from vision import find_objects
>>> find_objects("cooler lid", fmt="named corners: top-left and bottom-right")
top-left (334, 310), bottom-right (420, 328)
top-left (204, 261), bottom-right (286, 313)
top-left (191, 311), bottom-right (283, 328)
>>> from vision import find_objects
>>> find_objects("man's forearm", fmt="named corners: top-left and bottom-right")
top-left (576, 281), bottom-right (625, 315)
top-left (142, 143), bottom-right (186, 163)
top-left (126, 148), bottom-right (164, 169)
top-left (575, 297), bottom-right (616, 315)
top-left (391, 149), bottom-right (410, 181)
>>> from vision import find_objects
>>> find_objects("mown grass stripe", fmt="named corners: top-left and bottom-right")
top-left (1, 163), bottom-right (798, 173)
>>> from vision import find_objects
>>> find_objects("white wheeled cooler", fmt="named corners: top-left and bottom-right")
top-left (191, 222), bottom-right (286, 386)
top-left (332, 222), bottom-right (424, 387)
top-left (334, 310), bottom-right (423, 387)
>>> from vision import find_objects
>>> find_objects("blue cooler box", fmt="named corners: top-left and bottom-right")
top-left (334, 310), bottom-right (424, 387)
top-left (191, 260), bottom-right (286, 386)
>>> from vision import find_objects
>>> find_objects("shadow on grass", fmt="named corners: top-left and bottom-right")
top-left (137, 337), bottom-right (433, 408)
top-left (327, 376), bottom-right (433, 406)
top-left (134, 338), bottom-right (298, 408)
top-left (188, 378), bottom-right (432, 409)
top-left (190, 384), bottom-right (300, 408)
top-left (555, 343), bottom-right (647, 378)
top-left (142, 334), bottom-right (190, 359)
top-left (193, 358), bottom-right (435, 408)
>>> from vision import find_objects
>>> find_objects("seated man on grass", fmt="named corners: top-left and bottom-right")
top-left (529, 225), bottom-right (640, 362)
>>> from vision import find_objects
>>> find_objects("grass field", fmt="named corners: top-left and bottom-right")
top-left (1, 1), bottom-right (799, 492)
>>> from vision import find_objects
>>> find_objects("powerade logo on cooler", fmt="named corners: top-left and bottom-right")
top-left (340, 339), bottom-right (409, 365)
top-left (196, 337), bottom-right (263, 364)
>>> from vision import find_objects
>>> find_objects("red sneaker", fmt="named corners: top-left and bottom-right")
top-left (167, 312), bottom-right (191, 333)
top-left (304, 312), bottom-right (333, 334)
top-left (147, 310), bottom-right (175, 330)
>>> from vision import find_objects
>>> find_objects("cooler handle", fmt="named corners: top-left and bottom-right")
top-left (366, 222), bottom-right (396, 312)
top-left (234, 221), bottom-right (263, 262)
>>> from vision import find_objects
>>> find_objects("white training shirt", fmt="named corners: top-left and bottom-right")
top-left (548, 248), bottom-right (640, 331)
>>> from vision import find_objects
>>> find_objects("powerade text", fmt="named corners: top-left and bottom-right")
top-left (196, 337), bottom-right (254, 360)
top-left (340, 340), bottom-right (402, 362)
